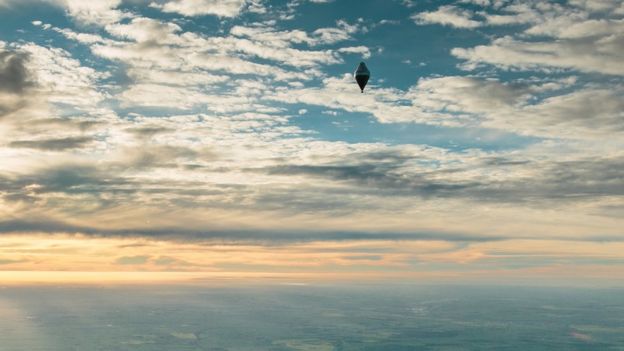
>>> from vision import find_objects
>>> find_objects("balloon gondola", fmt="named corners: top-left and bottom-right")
top-left (354, 62), bottom-right (370, 93)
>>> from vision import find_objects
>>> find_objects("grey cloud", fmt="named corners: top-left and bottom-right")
top-left (21, 165), bottom-right (126, 194)
top-left (536, 157), bottom-right (624, 198)
top-left (153, 256), bottom-right (197, 267)
top-left (263, 163), bottom-right (479, 198)
top-left (126, 126), bottom-right (173, 139)
top-left (2, 146), bottom-right (623, 227)
top-left (9, 136), bottom-right (93, 150)
top-left (0, 51), bottom-right (32, 94)
top-left (125, 145), bottom-right (202, 169)
top-left (253, 186), bottom-right (382, 215)
top-left (255, 149), bottom-right (624, 207)
top-left (0, 218), bottom-right (96, 234)
top-left (0, 164), bottom-right (132, 211)
top-left (0, 218), bottom-right (503, 243)
top-left (0, 98), bottom-right (28, 118)
top-left (115, 255), bottom-right (150, 265)
top-left (526, 89), bottom-right (624, 132)
top-left (448, 4), bottom-right (624, 76)
top-left (344, 255), bottom-right (384, 261)
top-left (0, 160), bottom-right (227, 206)
top-left (24, 118), bottom-right (103, 131)
top-left (0, 50), bottom-right (33, 119)
top-left (460, 156), bottom-right (624, 205)
top-left (1, 217), bottom-right (622, 243)
top-left (480, 157), bottom-right (531, 167)
top-left (0, 258), bottom-right (25, 265)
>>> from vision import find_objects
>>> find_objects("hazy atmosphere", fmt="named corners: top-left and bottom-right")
top-left (2, 0), bottom-right (624, 350)
top-left (1, 0), bottom-right (623, 285)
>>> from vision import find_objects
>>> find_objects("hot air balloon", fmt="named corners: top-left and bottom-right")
top-left (354, 62), bottom-right (370, 93)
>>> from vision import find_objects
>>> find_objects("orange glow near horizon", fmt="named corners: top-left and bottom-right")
top-left (1, 234), bottom-right (624, 286)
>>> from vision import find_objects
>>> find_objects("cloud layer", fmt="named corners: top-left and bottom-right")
top-left (0, 0), bottom-right (622, 281)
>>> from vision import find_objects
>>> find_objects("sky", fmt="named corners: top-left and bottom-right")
top-left (0, 0), bottom-right (623, 285)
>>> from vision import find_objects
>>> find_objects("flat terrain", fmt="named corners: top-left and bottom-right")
top-left (1, 283), bottom-right (623, 350)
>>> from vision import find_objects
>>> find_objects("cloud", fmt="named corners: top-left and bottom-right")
top-left (230, 20), bottom-right (362, 46)
top-left (1, 0), bottom-right (623, 256)
top-left (261, 163), bottom-right (477, 198)
top-left (412, 5), bottom-right (481, 28)
top-left (0, 217), bottom-right (507, 243)
top-left (125, 125), bottom-right (173, 139)
top-left (408, 76), bottom-right (624, 138)
top-left (337, 46), bottom-right (371, 59)
top-left (59, 0), bottom-right (128, 26)
top-left (115, 255), bottom-right (150, 265)
top-left (452, 36), bottom-right (624, 76)
top-left (251, 146), bottom-right (624, 208)
top-left (104, 16), bottom-right (183, 43)
top-left (0, 51), bottom-right (32, 94)
top-left (570, 0), bottom-right (624, 14)
top-left (343, 254), bottom-right (383, 261)
top-left (0, 48), bottom-right (35, 119)
top-left (409, 2), bottom-right (624, 76)
top-left (152, 255), bottom-right (196, 266)
top-left (0, 258), bottom-right (25, 265)
top-left (9, 136), bottom-right (93, 150)
top-left (14, 42), bottom-right (107, 109)
top-left (72, 17), bottom-right (333, 85)
top-left (437, 1), bottom-right (624, 76)
top-left (150, 0), bottom-right (252, 18)
top-left (269, 73), bottom-right (622, 139)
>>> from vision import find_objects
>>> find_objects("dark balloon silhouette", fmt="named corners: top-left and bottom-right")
top-left (354, 62), bottom-right (370, 93)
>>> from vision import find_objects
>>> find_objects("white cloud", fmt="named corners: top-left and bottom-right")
top-left (119, 84), bottom-right (257, 112)
top-left (429, 1), bottom-right (624, 76)
top-left (105, 17), bottom-right (183, 44)
top-left (337, 46), bottom-right (371, 59)
top-left (230, 21), bottom-right (361, 46)
top-left (452, 35), bottom-right (624, 76)
top-left (412, 5), bottom-right (481, 28)
top-left (266, 72), bottom-right (624, 140)
top-left (59, 0), bottom-right (128, 26)
top-left (2, 0), bottom-right (624, 265)
top-left (313, 19), bottom-right (361, 44)
top-left (126, 68), bottom-right (229, 87)
top-left (150, 0), bottom-right (251, 18)
top-left (408, 76), bottom-right (624, 139)
top-left (17, 42), bottom-right (107, 110)
top-left (526, 18), bottom-right (624, 39)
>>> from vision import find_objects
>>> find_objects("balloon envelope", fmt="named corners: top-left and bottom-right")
top-left (354, 62), bottom-right (370, 93)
